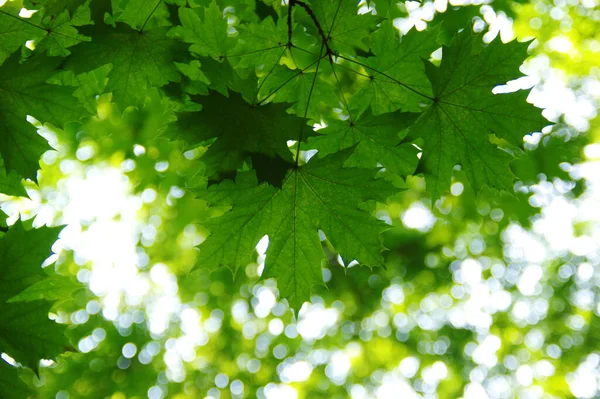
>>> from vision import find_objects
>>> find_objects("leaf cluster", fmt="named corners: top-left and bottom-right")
top-left (0, 0), bottom-right (549, 322)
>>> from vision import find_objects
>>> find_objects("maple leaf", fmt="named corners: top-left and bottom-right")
top-left (0, 359), bottom-right (33, 399)
top-left (307, 0), bottom-right (376, 54)
top-left (349, 21), bottom-right (441, 114)
top-left (0, 222), bottom-right (66, 372)
top-left (28, 0), bottom-right (87, 18)
top-left (112, 0), bottom-right (183, 30)
top-left (0, 162), bottom-right (27, 197)
top-left (410, 29), bottom-right (548, 201)
top-left (34, 0), bottom-right (92, 57)
top-left (0, 0), bottom-right (92, 60)
top-left (194, 149), bottom-right (395, 310)
top-left (64, 23), bottom-right (183, 106)
top-left (171, 0), bottom-right (234, 61)
top-left (48, 64), bottom-right (112, 113)
top-left (309, 110), bottom-right (420, 176)
top-left (229, 16), bottom-right (288, 71)
top-left (0, 52), bottom-right (85, 180)
top-left (8, 276), bottom-right (81, 303)
top-left (0, 1), bottom-right (43, 65)
top-left (174, 91), bottom-right (310, 179)
top-left (256, 53), bottom-right (337, 118)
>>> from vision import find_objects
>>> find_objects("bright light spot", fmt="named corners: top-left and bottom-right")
top-left (280, 360), bottom-right (313, 382)
top-left (517, 264), bottom-right (543, 295)
top-left (122, 343), bottom-right (137, 358)
top-left (268, 318), bottom-right (284, 336)
top-left (399, 357), bottom-right (420, 378)
top-left (264, 383), bottom-right (297, 399)
top-left (401, 203), bottom-right (435, 232)
top-left (451, 182), bottom-right (464, 196)
top-left (325, 351), bottom-right (351, 385)
top-left (472, 335), bottom-right (501, 368)
top-left (297, 304), bottom-right (339, 340)
top-left (215, 373), bottom-right (229, 388)
top-left (18, 8), bottom-right (37, 18)
top-left (516, 365), bottom-right (534, 386)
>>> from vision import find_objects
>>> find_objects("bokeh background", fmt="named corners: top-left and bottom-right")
top-left (1, 0), bottom-right (599, 398)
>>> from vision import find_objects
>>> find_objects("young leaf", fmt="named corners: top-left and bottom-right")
top-left (410, 29), bottom-right (548, 200)
top-left (172, 1), bottom-right (234, 60)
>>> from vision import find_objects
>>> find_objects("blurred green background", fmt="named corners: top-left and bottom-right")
top-left (1, 0), bottom-right (599, 398)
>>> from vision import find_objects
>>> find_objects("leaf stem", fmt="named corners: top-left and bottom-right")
top-left (140, 0), bottom-right (163, 33)
top-left (294, 42), bottom-right (325, 166)
top-left (334, 53), bottom-right (435, 101)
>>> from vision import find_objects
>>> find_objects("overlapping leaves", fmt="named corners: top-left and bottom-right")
top-left (194, 149), bottom-right (395, 310)
top-left (0, 0), bottom-right (548, 313)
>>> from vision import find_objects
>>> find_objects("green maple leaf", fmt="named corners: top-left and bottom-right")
top-left (0, 359), bottom-right (33, 399)
top-left (410, 29), bottom-right (548, 201)
top-left (34, 0), bottom-right (92, 57)
top-left (31, 0), bottom-right (87, 17)
top-left (256, 55), bottom-right (336, 117)
top-left (195, 149), bottom-right (395, 310)
top-left (175, 60), bottom-right (211, 95)
top-left (0, 52), bottom-right (85, 180)
top-left (0, 222), bottom-right (66, 371)
top-left (174, 91), bottom-right (309, 178)
top-left (0, 0), bottom-right (92, 61)
top-left (512, 133), bottom-right (585, 184)
top-left (112, 0), bottom-right (170, 30)
top-left (0, 301), bottom-right (67, 371)
top-left (0, 1), bottom-right (43, 65)
top-left (172, 1), bottom-right (234, 60)
top-left (229, 16), bottom-right (288, 71)
top-left (0, 170), bottom-right (27, 197)
top-left (8, 276), bottom-right (81, 303)
top-left (309, 110), bottom-right (420, 176)
top-left (64, 23), bottom-right (183, 106)
top-left (308, 0), bottom-right (376, 54)
top-left (350, 21), bottom-right (440, 114)
top-left (48, 64), bottom-right (112, 113)
top-left (0, 222), bottom-right (63, 304)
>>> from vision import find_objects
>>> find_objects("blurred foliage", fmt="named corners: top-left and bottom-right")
top-left (0, 0), bottom-right (597, 398)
